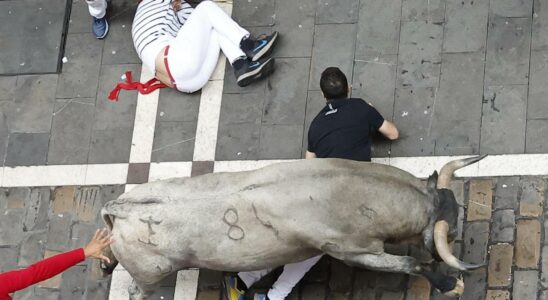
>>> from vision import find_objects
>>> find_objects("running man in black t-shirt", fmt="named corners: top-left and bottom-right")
top-left (306, 67), bottom-right (399, 161)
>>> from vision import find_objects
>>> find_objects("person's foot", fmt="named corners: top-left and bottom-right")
top-left (253, 293), bottom-right (269, 300)
top-left (223, 275), bottom-right (246, 300)
top-left (234, 56), bottom-right (275, 87)
top-left (244, 31), bottom-right (279, 62)
top-left (92, 16), bottom-right (109, 39)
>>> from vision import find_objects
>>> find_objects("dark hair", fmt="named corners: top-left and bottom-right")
top-left (320, 67), bottom-right (348, 100)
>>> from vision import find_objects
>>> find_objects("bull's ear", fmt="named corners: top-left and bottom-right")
top-left (427, 171), bottom-right (438, 191)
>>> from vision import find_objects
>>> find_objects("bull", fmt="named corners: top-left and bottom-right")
top-left (100, 156), bottom-right (486, 299)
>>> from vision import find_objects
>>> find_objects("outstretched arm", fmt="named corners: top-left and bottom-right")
top-left (378, 120), bottom-right (399, 140)
top-left (0, 229), bottom-right (112, 295)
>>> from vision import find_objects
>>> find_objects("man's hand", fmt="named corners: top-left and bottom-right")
top-left (305, 151), bottom-right (317, 159)
top-left (83, 229), bottom-right (113, 263)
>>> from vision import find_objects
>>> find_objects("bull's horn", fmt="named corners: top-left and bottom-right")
top-left (434, 220), bottom-right (483, 271)
top-left (437, 155), bottom-right (487, 189)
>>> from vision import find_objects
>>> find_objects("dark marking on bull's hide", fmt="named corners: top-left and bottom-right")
top-left (251, 203), bottom-right (279, 238)
top-left (138, 215), bottom-right (163, 246)
top-left (156, 264), bottom-right (173, 275)
top-left (358, 205), bottom-right (377, 219)
top-left (223, 208), bottom-right (245, 240)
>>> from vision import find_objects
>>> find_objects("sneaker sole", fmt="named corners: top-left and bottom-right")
top-left (251, 32), bottom-right (279, 62)
top-left (237, 58), bottom-right (275, 87)
top-left (95, 21), bottom-right (109, 39)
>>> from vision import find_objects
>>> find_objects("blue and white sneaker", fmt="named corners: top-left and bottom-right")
top-left (234, 56), bottom-right (275, 87)
top-left (92, 16), bottom-right (109, 39)
top-left (245, 31), bottom-right (279, 62)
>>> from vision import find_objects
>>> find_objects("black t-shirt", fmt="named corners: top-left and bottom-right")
top-left (307, 98), bottom-right (384, 161)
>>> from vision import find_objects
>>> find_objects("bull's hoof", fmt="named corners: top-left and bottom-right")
top-left (443, 278), bottom-right (464, 298)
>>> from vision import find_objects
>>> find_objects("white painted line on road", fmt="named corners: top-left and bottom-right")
top-left (109, 266), bottom-right (133, 300)
top-left (2, 165), bottom-right (87, 187)
top-left (193, 80), bottom-right (224, 161)
top-left (0, 167), bottom-right (4, 187)
top-left (174, 269), bottom-right (200, 300)
top-left (129, 66), bottom-right (160, 163)
top-left (149, 162), bottom-right (192, 181)
top-left (85, 164), bottom-right (128, 185)
top-left (477, 154), bottom-right (548, 177)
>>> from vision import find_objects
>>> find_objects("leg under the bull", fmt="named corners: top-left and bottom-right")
top-left (344, 252), bottom-right (463, 297)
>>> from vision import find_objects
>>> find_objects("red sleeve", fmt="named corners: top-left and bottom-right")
top-left (0, 248), bottom-right (85, 294)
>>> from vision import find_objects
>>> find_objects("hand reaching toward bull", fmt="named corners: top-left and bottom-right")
top-left (84, 228), bottom-right (114, 264)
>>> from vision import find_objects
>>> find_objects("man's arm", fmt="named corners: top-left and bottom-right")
top-left (378, 120), bottom-right (399, 140)
top-left (305, 151), bottom-right (317, 159)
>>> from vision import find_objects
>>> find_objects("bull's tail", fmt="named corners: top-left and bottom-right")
top-left (100, 207), bottom-right (119, 276)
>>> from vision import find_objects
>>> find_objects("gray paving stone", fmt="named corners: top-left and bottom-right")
top-left (443, 0), bottom-right (489, 53)
top-left (157, 89), bottom-right (201, 122)
top-left (533, 0), bottom-right (548, 50)
top-left (480, 85), bottom-right (527, 154)
top-left (461, 268), bottom-right (486, 300)
top-left (356, 0), bottom-right (402, 58)
top-left (68, 0), bottom-right (93, 34)
top-left (378, 291), bottom-right (405, 300)
top-left (56, 33), bottom-right (103, 99)
top-left (102, 0), bottom-right (140, 65)
top-left (0, 210), bottom-right (25, 246)
top-left (542, 246), bottom-right (548, 288)
top-left (397, 21), bottom-right (443, 88)
top-left (83, 279), bottom-right (110, 300)
top-left (490, 0), bottom-right (533, 17)
top-left (316, 0), bottom-right (359, 24)
top-left (431, 52), bottom-right (484, 155)
top-left (94, 64), bottom-right (140, 131)
top-left (48, 98), bottom-right (94, 164)
top-left (219, 93), bottom-right (264, 125)
top-left (309, 24), bottom-right (356, 90)
top-left (0, 246), bottom-right (19, 272)
top-left (526, 119), bottom-right (548, 153)
top-left (151, 122), bottom-right (196, 162)
top-left (353, 55), bottom-right (397, 119)
top-left (46, 213), bottom-right (73, 252)
top-left (18, 230), bottom-right (46, 266)
top-left (463, 222), bottom-right (489, 265)
top-left (23, 188), bottom-right (50, 231)
top-left (0, 0), bottom-right (67, 74)
top-left (494, 177), bottom-right (520, 210)
top-left (232, 0), bottom-right (276, 27)
top-left (272, 0), bottom-right (315, 58)
top-left (263, 58), bottom-right (310, 125)
top-left (491, 209), bottom-right (515, 243)
top-left (529, 50), bottom-right (548, 119)
top-left (88, 128), bottom-right (133, 164)
top-left (70, 222), bottom-right (98, 250)
top-left (401, 0), bottom-right (445, 22)
top-left (302, 91), bottom-right (327, 156)
top-left (60, 265), bottom-right (87, 299)
top-left (391, 87), bottom-right (436, 156)
top-left (9, 74), bottom-right (57, 132)
top-left (541, 289), bottom-right (548, 300)
top-left (0, 102), bottom-right (9, 165)
top-left (216, 123), bottom-right (261, 160)
top-left (148, 287), bottom-right (175, 300)
top-left (14, 287), bottom-right (60, 300)
top-left (5, 133), bottom-right (50, 167)
top-left (259, 124), bottom-right (304, 159)
top-left (0, 76), bottom-right (17, 101)
top-left (485, 17), bottom-right (531, 85)
top-left (352, 271), bottom-right (376, 299)
top-left (513, 270), bottom-right (538, 300)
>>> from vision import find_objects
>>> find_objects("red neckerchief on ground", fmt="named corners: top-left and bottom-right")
top-left (108, 71), bottom-right (168, 101)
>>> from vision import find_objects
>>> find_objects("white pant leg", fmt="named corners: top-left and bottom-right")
top-left (189, 1), bottom-right (248, 62)
top-left (238, 268), bottom-right (274, 289)
top-left (175, 32), bottom-right (221, 92)
top-left (268, 255), bottom-right (324, 300)
top-left (86, 0), bottom-right (107, 18)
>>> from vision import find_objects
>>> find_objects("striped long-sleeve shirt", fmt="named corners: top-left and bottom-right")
top-left (132, 0), bottom-right (194, 73)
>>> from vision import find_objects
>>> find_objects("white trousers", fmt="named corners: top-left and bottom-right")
top-left (168, 1), bottom-right (249, 92)
top-left (238, 255), bottom-right (323, 300)
top-left (86, 0), bottom-right (107, 19)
